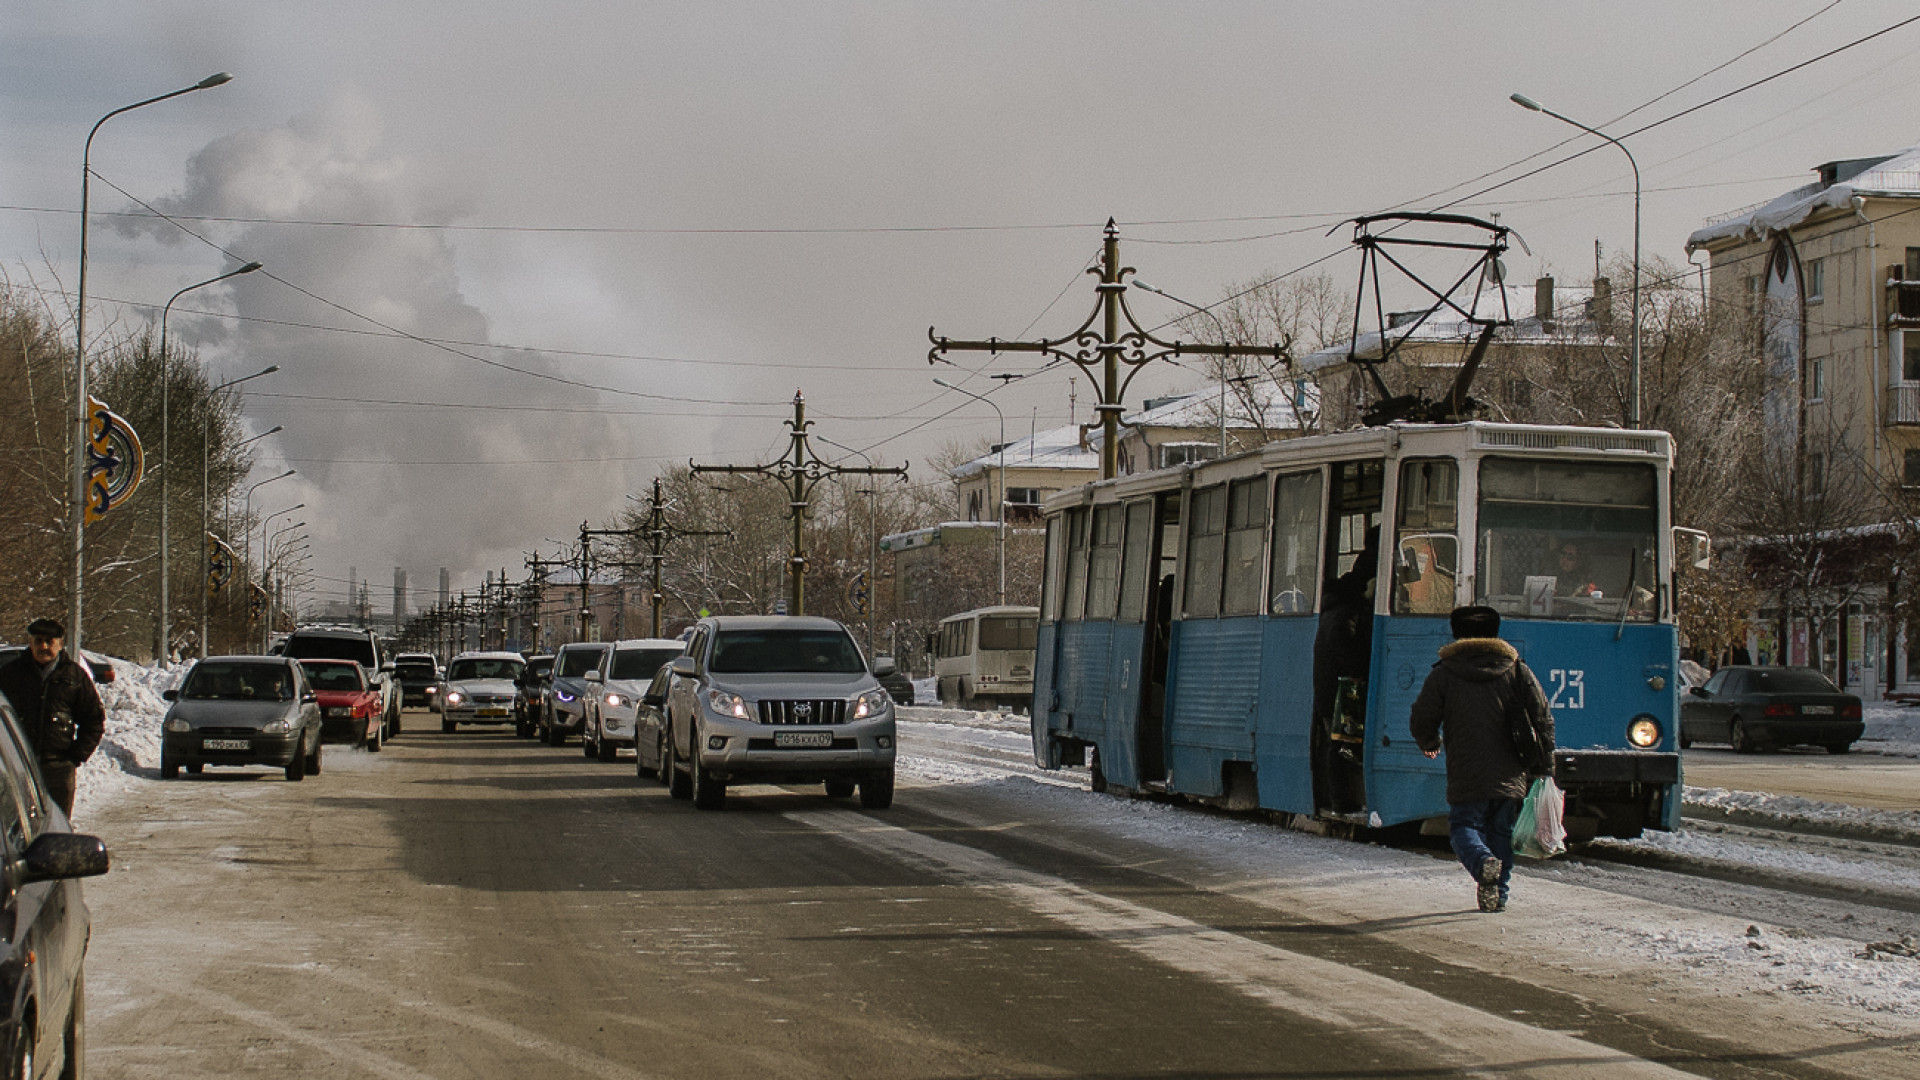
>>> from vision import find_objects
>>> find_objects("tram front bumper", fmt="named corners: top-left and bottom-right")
top-left (1554, 749), bottom-right (1679, 786)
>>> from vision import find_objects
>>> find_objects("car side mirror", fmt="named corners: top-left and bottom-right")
top-left (302, 691), bottom-right (318, 704)
top-left (15, 832), bottom-right (110, 885)
top-left (585, 670), bottom-right (603, 683)
top-left (1689, 686), bottom-right (1709, 698)
top-left (380, 661), bottom-right (395, 673)
top-left (162, 688), bottom-right (179, 702)
top-left (670, 656), bottom-right (698, 677)
top-left (873, 658), bottom-right (897, 678)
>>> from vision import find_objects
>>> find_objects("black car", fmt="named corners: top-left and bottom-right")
top-left (392, 653), bottom-right (442, 712)
top-left (515, 654), bottom-right (554, 738)
top-left (0, 693), bottom-right (111, 1077)
top-left (1680, 665), bottom-right (1864, 753)
top-left (875, 655), bottom-right (914, 706)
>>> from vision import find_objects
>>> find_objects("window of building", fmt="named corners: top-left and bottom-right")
top-left (1806, 257), bottom-right (1824, 303)
top-left (1806, 356), bottom-right (1824, 401)
top-left (1904, 449), bottom-right (1920, 487)
top-left (1907, 247), bottom-right (1920, 281)
top-left (1904, 334), bottom-right (1920, 383)
top-left (1161, 442), bottom-right (1218, 469)
top-left (1006, 487), bottom-right (1043, 506)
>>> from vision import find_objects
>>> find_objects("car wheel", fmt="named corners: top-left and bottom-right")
top-left (657, 731), bottom-right (674, 787)
top-left (824, 779), bottom-right (855, 799)
top-left (597, 730), bottom-right (618, 763)
top-left (583, 720), bottom-right (599, 759)
top-left (1730, 718), bottom-right (1758, 753)
top-left (366, 723), bottom-right (382, 753)
top-left (58, 969), bottom-right (83, 1080)
top-left (185, 763), bottom-right (203, 775)
top-left (161, 751), bottom-right (179, 780)
top-left (1826, 742), bottom-right (1853, 754)
top-left (1679, 733), bottom-right (1692, 749)
top-left (667, 725), bottom-right (692, 800)
top-left (306, 736), bottom-right (323, 775)
top-left (390, 709), bottom-right (402, 737)
top-left (691, 737), bottom-right (726, 810)
top-left (858, 766), bottom-right (894, 809)
top-left (1089, 750), bottom-right (1108, 794)
top-left (9, 1011), bottom-right (32, 1080)
top-left (285, 745), bottom-right (307, 782)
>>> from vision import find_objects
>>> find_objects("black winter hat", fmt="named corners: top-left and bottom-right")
top-left (26, 617), bottom-right (65, 640)
top-left (1449, 605), bottom-right (1500, 639)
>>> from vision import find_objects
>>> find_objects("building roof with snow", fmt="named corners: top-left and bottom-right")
top-left (949, 423), bottom-right (1100, 480)
top-left (1687, 148), bottom-right (1920, 250)
top-left (1297, 279), bottom-right (1606, 373)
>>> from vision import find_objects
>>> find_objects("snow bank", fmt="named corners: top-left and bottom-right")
top-left (1682, 784), bottom-right (1920, 843)
top-left (74, 655), bottom-right (169, 819)
top-left (1861, 701), bottom-right (1920, 758)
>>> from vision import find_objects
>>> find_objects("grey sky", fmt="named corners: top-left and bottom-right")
top-left (6, 2), bottom-right (1917, 610)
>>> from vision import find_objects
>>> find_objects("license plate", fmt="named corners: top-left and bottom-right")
top-left (478, 708), bottom-right (508, 717)
top-left (203, 738), bottom-right (250, 751)
top-left (773, 731), bottom-right (832, 748)
top-left (1802, 705), bottom-right (1834, 715)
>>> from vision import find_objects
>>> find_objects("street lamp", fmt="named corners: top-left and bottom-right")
top-left (240, 470), bottom-right (294, 557)
top-left (71, 71), bottom-right (234, 652)
top-left (1132, 279), bottom-right (1235, 456)
top-left (201, 370), bottom-right (278, 658)
top-left (1511, 92), bottom-right (1641, 428)
top-left (259, 503), bottom-right (304, 650)
top-left (933, 377), bottom-right (1007, 606)
top-left (260, 503), bottom-right (304, 575)
top-left (819, 435), bottom-right (881, 658)
top-left (157, 262), bottom-right (263, 663)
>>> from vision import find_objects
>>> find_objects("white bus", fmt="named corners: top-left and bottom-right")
top-left (935, 605), bottom-right (1040, 711)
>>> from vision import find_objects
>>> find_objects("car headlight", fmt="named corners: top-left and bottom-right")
top-left (705, 688), bottom-right (750, 720)
top-left (425, 686), bottom-right (438, 695)
top-left (262, 718), bottom-right (293, 734)
top-left (1627, 715), bottom-right (1661, 748)
top-left (555, 688), bottom-right (575, 703)
top-left (165, 716), bottom-right (191, 733)
top-left (604, 693), bottom-right (625, 708)
top-left (446, 691), bottom-right (464, 706)
top-left (852, 689), bottom-right (890, 719)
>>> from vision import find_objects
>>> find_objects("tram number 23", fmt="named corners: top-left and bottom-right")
top-left (1546, 669), bottom-right (1586, 710)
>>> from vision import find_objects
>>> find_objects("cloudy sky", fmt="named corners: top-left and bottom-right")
top-left (6, 1), bottom-right (1919, 613)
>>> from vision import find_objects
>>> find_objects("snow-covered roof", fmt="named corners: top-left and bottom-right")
top-left (1118, 382), bottom-right (1309, 432)
top-left (1688, 148), bottom-right (1920, 249)
top-left (950, 423), bottom-right (1099, 480)
top-left (1298, 280), bottom-right (1604, 373)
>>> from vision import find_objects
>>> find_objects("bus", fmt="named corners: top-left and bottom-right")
top-left (1031, 421), bottom-right (1685, 840)
top-left (935, 606), bottom-right (1040, 711)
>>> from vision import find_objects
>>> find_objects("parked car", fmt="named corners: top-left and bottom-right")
top-left (441, 652), bottom-right (526, 732)
top-left (875, 656), bottom-right (914, 705)
top-left (663, 615), bottom-right (897, 810)
top-left (0, 645), bottom-right (114, 684)
top-left (514, 654), bottom-right (554, 738)
top-left (542, 642), bottom-right (609, 746)
top-left (633, 662), bottom-right (676, 781)
top-left (1680, 665), bottom-right (1865, 753)
top-left (583, 638), bottom-right (687, 762)
top-left (0, 693), bottom-right (111, 1079)
top-left (298, 659), bottom-right (385, 750)
top-left (160, 656), bottom-right (326, 780)
top-left (392, 652), bottom-right (443, 712)
top-left (282, 626), bottom-right (400, 740)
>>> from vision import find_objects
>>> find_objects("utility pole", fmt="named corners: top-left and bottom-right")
top-left (693, 392), bottom-right (907, 616)
top-left (577, 523), bottom-right (651, 641)
top-left (524, 551), bottom-right (569, 653)
top-left (929, 219), bottom-right (1287, 479)
top-left (635, 477), bottom-right (729, 637)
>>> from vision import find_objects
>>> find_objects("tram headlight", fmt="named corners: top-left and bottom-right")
top-left (1627, 715), bottom-right (1661, 748)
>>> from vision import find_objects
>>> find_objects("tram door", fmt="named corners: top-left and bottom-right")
top-left (1312, 459), bottom-right (1384, 816)
top-left (1136, 492), bottom-right (1181, 784)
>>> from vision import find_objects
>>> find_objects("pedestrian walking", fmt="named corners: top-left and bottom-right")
top-left (0, 618), bottom-right (107, 819)
top-left (1408, 605), bottom-right (1554, 912)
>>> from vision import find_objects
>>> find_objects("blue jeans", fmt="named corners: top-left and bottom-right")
top-left (1449, 798), bottom-right (1521, 899)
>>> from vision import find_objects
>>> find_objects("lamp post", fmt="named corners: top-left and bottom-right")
top-left (240, 470), bottom-right (294, 559)
top-left (157, 262), bottom-right (262, 663)
top-left (259, 504), bottom-right (304, 650)
top-left (818, 436), bottom-right (881, 658)
top-left (202, 365), bottom-right (278, 657)
top-left (1511, 92), bottom-right (1641, 429)
top-left (933, 377), bottom-right (1006, 606)
top-left (1132, 279), bottom-right (1237, 456)
top-left (260, 504), bottom-right (304, 579)
top-left (71, 71), bottom-right (234, 652)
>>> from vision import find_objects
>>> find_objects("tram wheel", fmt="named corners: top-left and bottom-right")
top-left (1089, 751), bottom-right (1108, 794)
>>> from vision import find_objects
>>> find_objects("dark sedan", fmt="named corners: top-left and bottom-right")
top-left (875, 655), bottom-right (914, 706)
top-left (1680, 665), bottom-right (1864, 753)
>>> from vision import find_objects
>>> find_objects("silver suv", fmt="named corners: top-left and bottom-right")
top-left (662, 615), bottom-right (897, 810)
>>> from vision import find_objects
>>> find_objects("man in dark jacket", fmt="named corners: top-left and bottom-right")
top-left (1408, 605), bottom-right (1553, 913)
top-left (0, 618), bottom-right (107, 818)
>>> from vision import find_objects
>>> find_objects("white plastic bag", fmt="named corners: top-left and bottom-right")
top-left (1512, 777), bottom-right (1567, 859)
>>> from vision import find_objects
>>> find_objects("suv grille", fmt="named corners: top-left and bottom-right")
top-left (757, 699), bottom-right (847, 725)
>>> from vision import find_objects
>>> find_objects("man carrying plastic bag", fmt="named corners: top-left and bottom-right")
top-left (1410, 605), bottom-right (1556, 913)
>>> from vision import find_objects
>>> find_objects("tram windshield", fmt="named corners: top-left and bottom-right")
top-left (1475, 458), bottom-right (1658, 622)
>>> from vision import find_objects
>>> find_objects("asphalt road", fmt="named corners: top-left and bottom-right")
top-left (1680, 748), bottom-right (1920, 812)
top-left (76, 718), bottom-right (1912, 1079)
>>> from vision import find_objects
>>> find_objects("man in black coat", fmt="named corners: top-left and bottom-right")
top-left (0, 618), bottom-right (107, 818)
top-left (1408, 605), bottom-right (1554, 913)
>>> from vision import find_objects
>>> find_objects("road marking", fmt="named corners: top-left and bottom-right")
top-left (787, 811), bottom-right (1696, 1079)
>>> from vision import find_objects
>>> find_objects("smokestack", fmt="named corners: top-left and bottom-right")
top-left (439, 567), bottom-right (451, 607)
top-left (394, 568), bottom-right (407, 625)
top-left (1534, 276), bottom-right (1554, 323)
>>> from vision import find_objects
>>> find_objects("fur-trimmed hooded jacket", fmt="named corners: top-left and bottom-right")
top-left (1408, 637), bottom-right (1554, 804)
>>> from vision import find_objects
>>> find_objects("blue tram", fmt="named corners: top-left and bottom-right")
top-left (1032, 421), bottom-right (1683, 839)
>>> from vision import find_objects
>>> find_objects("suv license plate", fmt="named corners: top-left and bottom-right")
top-left (773, 731), bottom-right (832, 748)
top-left (203, 738), bottom-right (250, 751)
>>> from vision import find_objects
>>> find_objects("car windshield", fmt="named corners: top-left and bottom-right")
top-left (181, 662), bottom-right (295, 702)
top-left (524, 658), bottom-right (554, 678)
top-left (557, 649), bottom-right (606, 678)
top-left (394, 662), bottom-right (436, 680)
top-left (1749, 668), bottom-right (1839, 694)
top-left (283, 634), bottom-right (376, 665)
top-left (977, 617), bottom-right (1038, 651)
top-left (709, 628), bottom-right (864, 674)
top-left (612, 648), bottom-right (682, 680)
top-left (301, 662), bottom-right (366, 692)
top-left (449, 658), bottom-right (524, 681)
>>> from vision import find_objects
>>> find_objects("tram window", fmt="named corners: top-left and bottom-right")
top-left (1269, 470), bottom-right (1323, 615)
top-left (1476, 458), bottom-right (1658, 622)
top-left (1040, 517), bottom-right (1062, 623)
top-left (1222, 477), bottom-right (1268, 615)
top-left (1183, 484), bottom-right (1227, 617)
top-left (1086, 504), bottom-right (1124, 620)
top-left (1117, 500), bottom-right (1153, 624)
top-left (1063, 508), bottom-right (1091, 621)
top-left (1393, 459), bottom-right (1459, 616)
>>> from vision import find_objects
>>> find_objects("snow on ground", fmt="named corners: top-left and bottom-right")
top-left (75, 654), bottom-right (171, 819)
top-left (1861, 700), bottom-right (1920, 758)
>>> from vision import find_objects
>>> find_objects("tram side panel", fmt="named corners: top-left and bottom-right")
top-left (1252, 614), bottom-right (1321, 815)
top-left (1162, 616), bottom-right (1263, 798)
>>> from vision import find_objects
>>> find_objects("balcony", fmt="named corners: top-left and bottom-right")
top-left (1886, 278), bottom-right (1920, 326)
top-left (1888, 385), bottom-right (1920, 426)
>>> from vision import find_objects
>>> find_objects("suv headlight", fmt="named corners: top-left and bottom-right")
top-left (555, 688), bottom-right (575, 703)
top-left (165, 716), bottom-right (191, 733)
top-left (705, 688), bottom-right (750, 720)
top-left (603, 693), bottom-right (625, 708)
top-left (852, 689), bottom-right (890, 720)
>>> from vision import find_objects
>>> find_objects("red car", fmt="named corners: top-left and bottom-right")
top-left (299, 659), bottom-right (385, 751)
